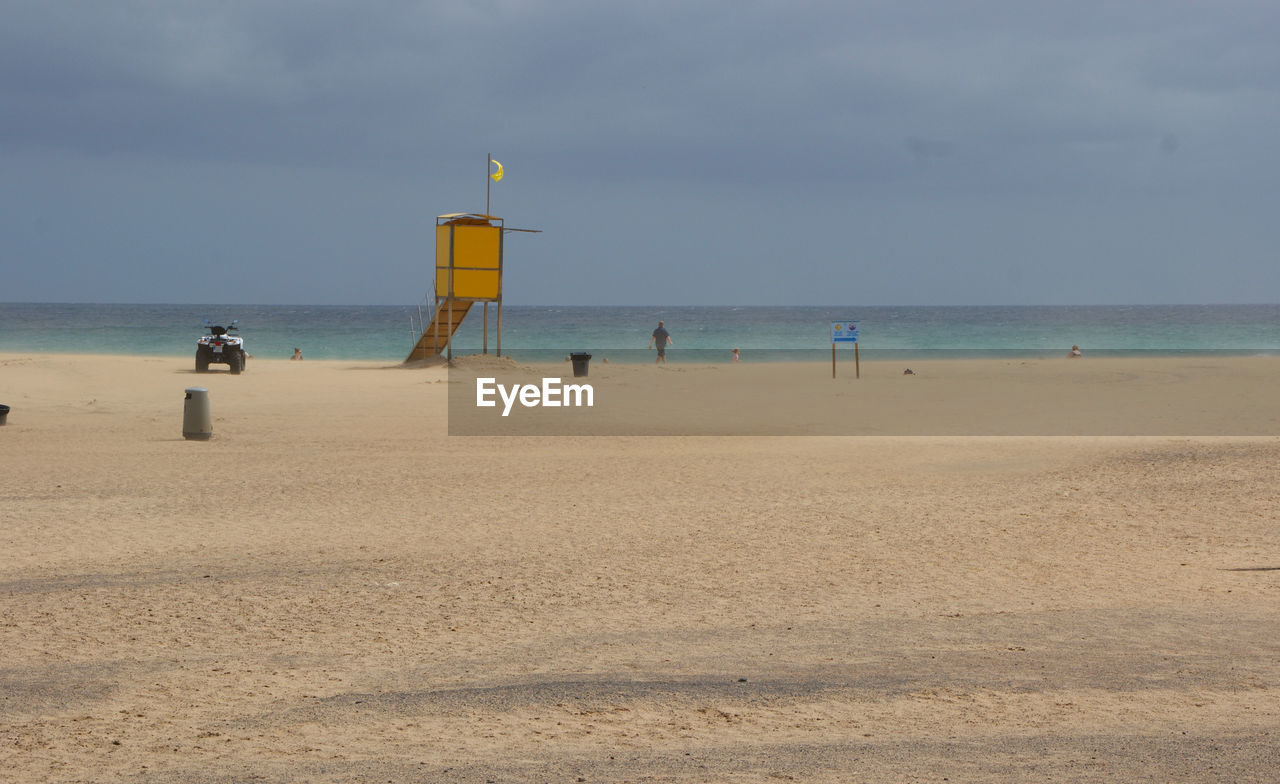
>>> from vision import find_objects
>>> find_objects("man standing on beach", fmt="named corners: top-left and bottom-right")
top-left (649, 321), bottom-right (672, 364)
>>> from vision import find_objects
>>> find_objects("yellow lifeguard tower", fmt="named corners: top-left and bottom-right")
top-left (406, 157), bottom-right (535, 362)
top-left (405, 213), bottom-right (505, 362)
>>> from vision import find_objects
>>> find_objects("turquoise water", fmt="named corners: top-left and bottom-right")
top-left (1, 303), bottom-right (1278, 362)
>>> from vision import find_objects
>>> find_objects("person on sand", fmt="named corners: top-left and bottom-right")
top-left (731, 348), bottom-right (740, 362)
top-left (292, 348), bottom-right (303, 360)
top-left (649, 321), bottom-right (672, 364)
top-left (1068, 345), bottom-right (1082, 358)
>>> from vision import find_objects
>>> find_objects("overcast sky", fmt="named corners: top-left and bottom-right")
top-left (3, 1), bottom-right (1278, 306)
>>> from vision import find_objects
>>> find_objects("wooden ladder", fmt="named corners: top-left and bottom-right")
top-left (405, 300), bottom-right (474, 361)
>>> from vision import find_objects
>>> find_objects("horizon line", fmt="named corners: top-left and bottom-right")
top-left (4, 301), bottom-right (1280, 309)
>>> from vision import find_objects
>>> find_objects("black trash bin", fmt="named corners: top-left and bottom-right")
top-left (569, 353), bottom-right (592, 378)
top-left (0, 404), bottom-right (9, 425)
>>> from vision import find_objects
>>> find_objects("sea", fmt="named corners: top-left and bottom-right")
top-left (1, 303), bottom-right (1278, 364)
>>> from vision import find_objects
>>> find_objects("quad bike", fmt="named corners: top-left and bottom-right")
top-left (196, 321), bottom-right (247, 374)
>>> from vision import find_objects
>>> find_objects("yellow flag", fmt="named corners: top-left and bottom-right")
top-left (490, 159), bottom-right (504, 182)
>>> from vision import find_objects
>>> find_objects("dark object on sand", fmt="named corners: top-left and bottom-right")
top-left (0, 404), bottom-right (9, 425)
top-left (570, 353), bottom-right (592, 378)
top-left (903, 368), bottom-right (915, 375)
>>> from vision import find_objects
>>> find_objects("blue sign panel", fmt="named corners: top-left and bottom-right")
top-left (831, 320), bottom-right (859, 343)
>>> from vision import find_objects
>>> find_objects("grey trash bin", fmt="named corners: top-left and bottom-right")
top-left (0, 404), bottom-right (9, 425)
top-left (569, 353), bottom-right (592, 378)
top-left (183, 387), bottom-right (212, 440)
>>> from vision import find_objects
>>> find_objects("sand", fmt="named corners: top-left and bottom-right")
top-left (2, 352), bottom-right (1278, 782)
top-left (447, 354), bottom-right (1280, 435)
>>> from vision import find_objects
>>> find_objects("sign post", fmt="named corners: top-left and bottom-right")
top-left (831, 321), bottom-right (860, 379)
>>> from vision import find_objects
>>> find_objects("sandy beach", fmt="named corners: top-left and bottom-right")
top-left (2, 352), bottom-right (1279, 782)
top-left (446, 354), bottom-right (1280, 435)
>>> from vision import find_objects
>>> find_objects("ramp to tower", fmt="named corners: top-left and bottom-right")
top-left (406, 300), bottom-right (474, 361)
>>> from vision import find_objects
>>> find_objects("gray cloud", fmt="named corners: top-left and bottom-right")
top-left (2, 0), bottom-right (1279, 304)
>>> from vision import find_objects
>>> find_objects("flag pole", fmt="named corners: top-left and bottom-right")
top-left (486, 153), bottom-right (491, 216)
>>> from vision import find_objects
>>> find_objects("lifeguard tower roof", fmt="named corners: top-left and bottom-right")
top-left (438, 213), bottom-right (502, 224)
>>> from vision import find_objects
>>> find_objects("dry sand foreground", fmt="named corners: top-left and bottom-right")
top-left (2, 352), bottom-right (1279, 782)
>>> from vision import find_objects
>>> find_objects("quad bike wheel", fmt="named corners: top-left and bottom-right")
top-left (196, 345), bottom-right (212, 373)
top-left (229, 351), bottom-right (244, 374)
